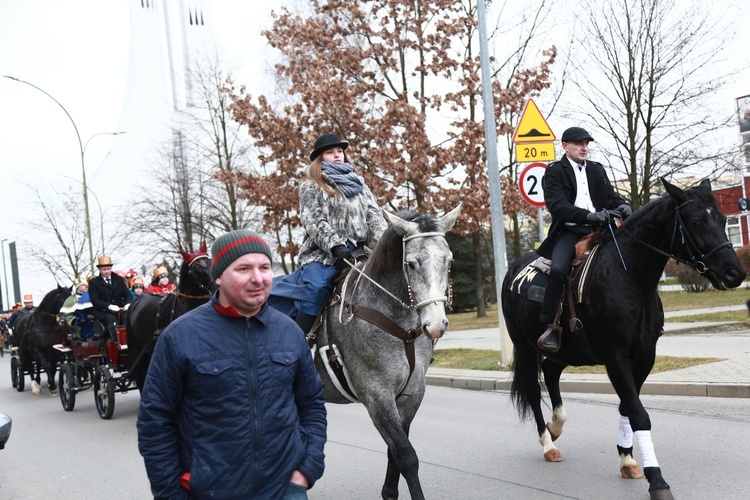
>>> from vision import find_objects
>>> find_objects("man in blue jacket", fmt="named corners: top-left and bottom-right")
top-left (138, 230), bottom-right (327, 499)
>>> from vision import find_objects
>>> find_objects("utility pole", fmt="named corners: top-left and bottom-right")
top-left (477, 0), bottom-right (513, 365)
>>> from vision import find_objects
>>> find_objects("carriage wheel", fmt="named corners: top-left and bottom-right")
top-left (12, 356), bottom-right (25, 392)
top-left (10, 355), bottom-right (19, 389)
top-left (94, 365), bottom-right (115, 420)
top-left (59, 363), bottom-right (76, 412)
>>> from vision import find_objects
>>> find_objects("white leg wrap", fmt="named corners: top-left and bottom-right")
top-left (545, 406), bottom-right (568, 438)
top-left (617, 415), bottom-right (633, 448)
top-left (539, 429), bottom-right (557, 454)
top-left (634, 430), bottom-right (659, 468)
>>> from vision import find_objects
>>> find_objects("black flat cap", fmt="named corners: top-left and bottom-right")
top-left (561, 127), bottom-right (594, 142)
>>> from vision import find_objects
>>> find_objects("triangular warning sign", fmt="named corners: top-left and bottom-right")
top-left (513, 99), bottom-right (556, 143)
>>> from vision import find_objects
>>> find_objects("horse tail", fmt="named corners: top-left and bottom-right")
top-left (509, 329), bottom-right (543, 423)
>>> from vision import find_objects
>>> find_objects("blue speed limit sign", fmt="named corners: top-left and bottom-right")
top-left (518, 162), bottom-right (547, 207)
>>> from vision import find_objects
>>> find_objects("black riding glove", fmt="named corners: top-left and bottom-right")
top-left (331, 244), bottom-right (354, 271)
top-left (616, 204), bottom-right (633, 220)
top-left (585, 210), bottom-right (608, 224)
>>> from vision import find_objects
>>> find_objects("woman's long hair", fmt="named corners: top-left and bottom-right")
top-left (307, 150), bottom-right (351, 196)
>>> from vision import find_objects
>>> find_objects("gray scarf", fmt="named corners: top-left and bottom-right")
top-left (321, 161), bottom-right (364, 198)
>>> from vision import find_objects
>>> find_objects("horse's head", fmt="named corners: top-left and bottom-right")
top-left (662, 177), bottom-right (746, 290)
top-left (381, 204), bottom-right (462, 340)
top-left (179, 241), bottom-right (218, 296)
top-left (40, 285), bottom-right (72, 314)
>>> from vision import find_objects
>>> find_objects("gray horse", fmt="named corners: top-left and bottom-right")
top-left (313, 205), bottom-right (461, 500)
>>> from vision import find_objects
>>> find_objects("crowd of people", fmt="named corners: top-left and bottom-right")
top-left (2, 260), bottom-right (180, 344)
top-left (5, 128), bottom-right (626, 497)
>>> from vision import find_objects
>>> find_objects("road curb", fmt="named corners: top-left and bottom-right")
top-left (425, 372), bottom-right (750, 398)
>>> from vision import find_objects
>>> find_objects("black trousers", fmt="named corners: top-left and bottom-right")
top-left (91, 310), bottom-right (118, 339)
top-left (539, 228), bottom-right (591, 324)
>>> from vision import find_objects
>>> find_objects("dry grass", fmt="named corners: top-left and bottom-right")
top-left (446, 287), bottom-right (750, 330)
top-left (431, 349), bottom-right (725, 373)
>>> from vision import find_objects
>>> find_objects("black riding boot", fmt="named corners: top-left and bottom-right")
top-left (295, 312), bottom-right (318, 335)
top-left (107, 323), bottom-right (119, 344)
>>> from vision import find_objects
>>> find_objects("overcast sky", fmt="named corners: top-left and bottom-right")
top-left (0, 0), bottom-right (748, 306)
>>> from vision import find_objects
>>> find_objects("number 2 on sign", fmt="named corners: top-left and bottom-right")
top-left (526, 174), bottom-right (539, 195)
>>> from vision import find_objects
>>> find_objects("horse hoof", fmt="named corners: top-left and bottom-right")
top-left (49, 389), bottom-right (58, 396)
top-left (32, 381), bottom-right (41, 395)
top-left (620, 465), bottom-right (644, 479)
top-left (544, 448), bottom-right (563, 462)
top-left (649, 486), bottom-right (674, 500)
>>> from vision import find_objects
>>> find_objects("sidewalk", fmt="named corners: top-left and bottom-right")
top-left (428, 304), bottom-right (750, 398)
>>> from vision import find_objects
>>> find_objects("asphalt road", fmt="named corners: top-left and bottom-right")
top-left (2, 350), bottom-right (748, 500)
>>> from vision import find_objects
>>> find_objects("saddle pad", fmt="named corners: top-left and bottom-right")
top-left (509, 259), bottom-right (548, 303)
top-left (510, 245), bottom-right (602, 305)
top-left (572, 244), bottom-right (602, 304)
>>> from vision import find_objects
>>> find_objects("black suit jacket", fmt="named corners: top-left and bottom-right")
top-left (88, 274), bottom-right (133, 312)
top-left (537, 155), bottom-right (628, 258)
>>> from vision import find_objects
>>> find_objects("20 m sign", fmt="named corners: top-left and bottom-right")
top-left (514, 142), bottom-right (555, 162)
top-left (518, 162), bottom-right (547, 207)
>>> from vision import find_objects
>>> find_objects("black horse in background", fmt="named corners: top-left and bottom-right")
top-left (126, 243), bottom-right (215, 392)
top-left (502, 178), bottom-right (746, 500)
top-left (13, 285), bottom-right (71, 395)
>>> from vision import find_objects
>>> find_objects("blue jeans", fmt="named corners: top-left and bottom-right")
top-left (281, 482), bottom-right (308, 499)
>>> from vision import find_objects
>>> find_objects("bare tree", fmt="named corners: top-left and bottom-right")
top-left (571, 0), bottom-right (735, 207)
top-left (127, 52), bottom-right (261, 263)
top-left (228, 0), bottom-right (560, 314)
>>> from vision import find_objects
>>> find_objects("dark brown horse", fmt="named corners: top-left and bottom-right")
top-left (502, 179), bottom-right (746, 500)
top-left (12, 285), bottom-right (71, 395)
top-left (126, 243), bottom-right (216, 391)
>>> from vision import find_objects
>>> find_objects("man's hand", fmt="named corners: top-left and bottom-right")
top-left (616, 204), bottom-right (633, 220)
top-left (290, 470), bottom-right (309, 489)
top-left (108, 304), bottom-right (120, 312)
top-left (585, 210), bottom-right (608, 224)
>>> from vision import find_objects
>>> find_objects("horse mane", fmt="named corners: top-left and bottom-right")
top-left (619, 180), bottom-right (716, 234)
top-left (365, 211), bottom-right (441, 279)
top-left (37, 285), bottom-right (68, 314)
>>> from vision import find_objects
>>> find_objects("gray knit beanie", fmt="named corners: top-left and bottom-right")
top-left (211, 230), bottom-right (273, 279)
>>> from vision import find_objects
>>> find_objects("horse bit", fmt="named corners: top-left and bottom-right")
top-left (337, 231), bottom-right (453, 325)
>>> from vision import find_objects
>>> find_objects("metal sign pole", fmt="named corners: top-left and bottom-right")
top-left (477, 0), bottom-right (513, 366)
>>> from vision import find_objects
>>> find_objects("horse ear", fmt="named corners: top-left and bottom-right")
top-left (179, 248), bottom-right (190, 261)
top-left (383, 209), bottom-right (419, 237)
top-left (661, 177), bottom-right (688, 204)
top-left (699, 178), bottom-right (712, 190)
top-left (437, 203), bottom-right (462, 233)
top-left (200, 240), bottom-right (207, 254)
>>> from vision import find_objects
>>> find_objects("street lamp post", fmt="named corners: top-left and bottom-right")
top-left (4, 75), bottom-right (123, 275)
top-left (1, 238), bottom-right (8, 310)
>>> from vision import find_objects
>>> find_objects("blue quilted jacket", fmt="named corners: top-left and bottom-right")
top-left (137, 294), bottom-right (327, 499)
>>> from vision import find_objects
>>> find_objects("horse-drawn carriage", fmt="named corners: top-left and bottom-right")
top-left (54, 322), bottom-right (134, 420)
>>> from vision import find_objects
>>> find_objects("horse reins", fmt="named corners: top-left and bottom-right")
top-left (627, 200), bottom-right (732, 277)
top-left (329, 231), bottom-right (452, 399)
top-left (338, 232), bottom-right (453, 320)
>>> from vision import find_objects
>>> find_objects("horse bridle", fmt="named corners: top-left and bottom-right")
top-left (339, 232), bottom-right (453, 321)
top-left (630, 199), bottom-right (733, 276)
top-left (180, 254), bottom-right (214, 298)
top-left (401, 232), bottom-right (454, 311)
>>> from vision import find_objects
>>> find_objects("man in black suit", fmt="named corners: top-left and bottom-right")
top-left (535, 127), bottom-right (631, 353)
top-left (88, 255), bottom-right (132, 341)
